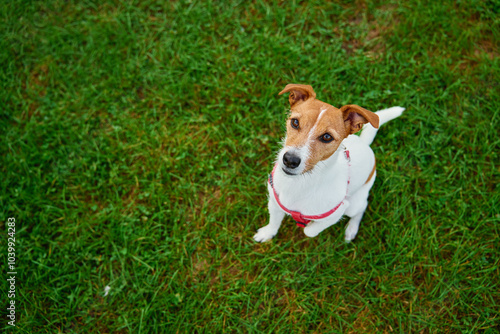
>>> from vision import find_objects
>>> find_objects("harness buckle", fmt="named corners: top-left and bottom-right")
top-left (344, 149), bottom-right (351, 162)
top-left (290, 211), bottom-right (310, 227)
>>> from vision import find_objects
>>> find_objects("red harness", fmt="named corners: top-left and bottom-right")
top-left (269, 150), bottom-right (351, 227)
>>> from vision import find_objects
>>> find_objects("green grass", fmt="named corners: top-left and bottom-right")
top-left (1, 0), bottom-right (499, 332)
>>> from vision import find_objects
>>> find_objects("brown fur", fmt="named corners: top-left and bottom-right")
top-left (366, 161), bottom-right (376, 184)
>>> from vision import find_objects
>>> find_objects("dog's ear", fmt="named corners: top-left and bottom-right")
top-left (340, 104), bottom-right (379, 135)
top-left (279, 84), bottom-right (316, 107)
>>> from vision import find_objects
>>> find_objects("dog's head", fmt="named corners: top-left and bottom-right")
top-left (277, 84), bottom-right (379, 176)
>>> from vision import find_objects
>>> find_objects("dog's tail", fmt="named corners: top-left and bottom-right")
top-left (359, 106), bottom-right (405, 145)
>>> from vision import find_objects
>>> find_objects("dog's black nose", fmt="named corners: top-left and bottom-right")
top-left (283, 152), bottom-right (301, 169)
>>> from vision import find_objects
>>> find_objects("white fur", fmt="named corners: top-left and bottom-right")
top-left (253, 106), bottom-right (405, 242)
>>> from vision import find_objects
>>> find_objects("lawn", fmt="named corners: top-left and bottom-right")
top-left (1, 0), bottom-right (499, 332)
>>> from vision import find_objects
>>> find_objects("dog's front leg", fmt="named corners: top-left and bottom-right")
top-left (303, 201), bottom-right (349, 238)
top-left (253, 190), bottom-right (285, 242)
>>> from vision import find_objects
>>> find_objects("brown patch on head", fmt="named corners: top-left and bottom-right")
top-left (279, 84), bottom-right (379, 174)
top-left (280, 89), bottom-right (346, 172)
top-left (293, 104), bottom-right (348, 172)
top-left (284, 100), bottom-right (339, 147)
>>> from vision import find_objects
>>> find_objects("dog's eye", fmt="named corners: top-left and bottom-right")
top-left (291, 118), bottom-right (299, 129)
top-left (319, 133), bottom-right (334, 143)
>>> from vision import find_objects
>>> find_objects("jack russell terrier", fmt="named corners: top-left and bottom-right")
top-left (253, 84), bottom-right (404, 242)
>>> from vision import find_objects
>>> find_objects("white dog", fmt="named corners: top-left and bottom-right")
top-left (254, 84), bottom-right (404, 242)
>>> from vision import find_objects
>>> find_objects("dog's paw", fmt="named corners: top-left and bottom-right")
top-left (253, 226), bottom-right (277, 243)
top-left (303, 224), bottom-right (320, 238)
top-left (344, 226), bottom-right (358, 242)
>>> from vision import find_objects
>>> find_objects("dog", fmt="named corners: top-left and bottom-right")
top-left (253, 84), bottom-right (404, 242)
